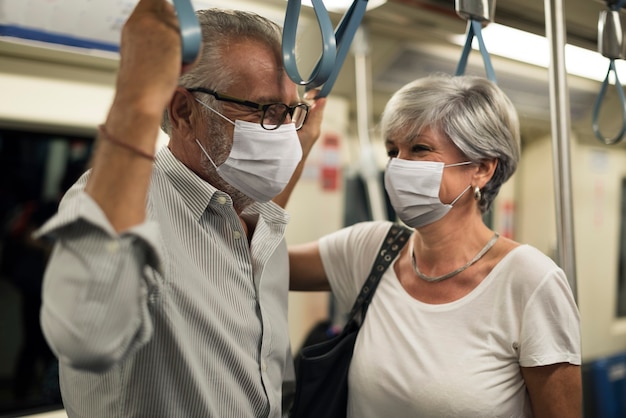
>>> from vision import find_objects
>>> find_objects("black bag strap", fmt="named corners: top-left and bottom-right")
top-left (346, 223), bottom-right (412, 325)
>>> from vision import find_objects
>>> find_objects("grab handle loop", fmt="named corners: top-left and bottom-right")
top-left (592, 59), bottom-right (626, 145)
top-left (282, 0), bottom-right (369, 97)
top-left (455, 19), bottom-right (497, 83)
top-left (172, 0), bottom-right (202, 64)
top-left (283, 0), bottom-right (337, 89)
top-left (593, 1), bottom-right (626, 145)
top-left (316, 0), bottom-right (368, 97)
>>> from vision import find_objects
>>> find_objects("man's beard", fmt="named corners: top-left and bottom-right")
top-left (199, 122), bottom-right (256, 212)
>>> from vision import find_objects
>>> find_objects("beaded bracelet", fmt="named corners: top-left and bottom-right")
top-left (98, 124), bottom-right (156, 161)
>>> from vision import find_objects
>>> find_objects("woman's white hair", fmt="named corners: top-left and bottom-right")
top-left (380, 73), bottom-right (521, 213)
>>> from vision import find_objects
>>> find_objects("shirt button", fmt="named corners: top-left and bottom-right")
top-left (233, 231), bottom-right (242, 240)
top-left (106, 240), bottom-right (120, 253)
top-left (261, 360), bottom-right (267, 372)
top-left (217, 196), bottom-right (227, 205)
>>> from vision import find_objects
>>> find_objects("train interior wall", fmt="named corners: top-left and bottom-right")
top-left (1, 26), bottom-right (626, 416)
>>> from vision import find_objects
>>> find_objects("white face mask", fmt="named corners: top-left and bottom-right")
top-left (195, 98), bottom-right (303, 203)
top-left (384, 159), bottom-right (472, 228)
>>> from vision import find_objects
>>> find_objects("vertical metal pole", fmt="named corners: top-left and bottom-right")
top-left (353, 27), bottom-right (387, 221)
top-left (545, 0), bottom-right (578, 300)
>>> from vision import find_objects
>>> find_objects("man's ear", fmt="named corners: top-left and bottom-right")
top-left (474, 158), bottom-right (498, 188)
top-left (168, 87), bottom-right (196, 131)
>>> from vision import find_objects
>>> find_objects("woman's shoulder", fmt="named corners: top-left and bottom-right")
top-left (493, 241), bottom-right (568, 295)
top-left (348, 220), bottom-right (399, 238)
top-left (321, 220), bottom-right (397, 245)
top-left (499, 242), bottom-right (560, 272)
top-left (319, 221), bottom-right (403, 271)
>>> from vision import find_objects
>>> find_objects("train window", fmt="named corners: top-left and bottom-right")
top-left (0, 128), bottom-right (93, 416)
top-left (618, 178), bottom-right (626, 318)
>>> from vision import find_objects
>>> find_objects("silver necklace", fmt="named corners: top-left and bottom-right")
top-left (410, 233), bottom-right (500, 283)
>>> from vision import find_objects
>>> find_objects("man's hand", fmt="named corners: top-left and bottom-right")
top-left (297, 90), bottom-right (327, 161)
top-left (114, 0), bottom-right (198, 118)
top-left (273, 90), bottom-right (327, 208)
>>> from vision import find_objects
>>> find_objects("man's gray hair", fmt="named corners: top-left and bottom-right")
top-left (161, 9), bottom-right (283, 134)
top-left (380, 73), bottom-right (521, 213)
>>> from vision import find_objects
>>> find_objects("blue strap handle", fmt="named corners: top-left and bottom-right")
top-left (316, 0), bottom-right (368, 98)
top-left (283, 0), bottom-right (337, 89)
top-left (591, 0), bottom-right (626, 145)
top-left (592, 59), bottom-right (626, 145)
top-left (172, 0), bottom-right (202, 64)
top-left (455, 19), bottom-right (497, 83)
top-left (283, 0), bottom-right (368, 97)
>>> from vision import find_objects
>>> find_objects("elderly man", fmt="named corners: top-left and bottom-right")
top-left (38, 1), bottom-right (326, 417)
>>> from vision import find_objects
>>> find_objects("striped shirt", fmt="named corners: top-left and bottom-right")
top-left (38, 147), bottom-right (294, 418)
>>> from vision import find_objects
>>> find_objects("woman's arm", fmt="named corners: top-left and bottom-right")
top-left (289, 241), bottom-right (331, 291)
top-left (521, 363), bottom-right (582, 418)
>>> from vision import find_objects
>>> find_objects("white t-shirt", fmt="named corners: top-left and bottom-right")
top-left (319, 221), bottom-right (581, 418)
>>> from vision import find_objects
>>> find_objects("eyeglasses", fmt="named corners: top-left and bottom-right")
top-left (187, 87), bottom-right (309, 131)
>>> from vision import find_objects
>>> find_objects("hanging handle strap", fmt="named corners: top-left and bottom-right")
top-left (282, 0), bottom-right (369, 97)
top-left (172, 0), bottom-right (202, 64)
top-left (455, 19), bottom-right (497, 83)
top-left (592, 2), bottom-right (626, 145)
top-left (283, 0), bottom-right (337, 89)
top-left (592, 59), bottom-right (626, 145)
top-left (315, 0), bottom-right (368, 98)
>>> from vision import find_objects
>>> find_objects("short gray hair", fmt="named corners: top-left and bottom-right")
top-left (380, 73), bottom-right (521, 213)
top-left (161, 9), bottom-right (283, 134)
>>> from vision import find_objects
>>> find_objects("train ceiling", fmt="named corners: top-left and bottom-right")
top-left (272, 0), bottom-right (618, 145)
top-left (0, 0), bottom-right (618, 144)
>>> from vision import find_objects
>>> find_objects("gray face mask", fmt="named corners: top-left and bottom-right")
top-left (384, 159), bottom-right (471, 228)
top-left (195, 99), bottom-right (302, 203)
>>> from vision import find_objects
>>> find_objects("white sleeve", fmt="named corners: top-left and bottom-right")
top-left (318, 221), bottom-right (394, 316)
top-left (518, 267), bottom-right (581, 367)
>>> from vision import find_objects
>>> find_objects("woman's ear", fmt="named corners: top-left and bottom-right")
top-left (474, 158), bottom-right (498, 188)
top-left (168, 87), bottom-right (196, 132)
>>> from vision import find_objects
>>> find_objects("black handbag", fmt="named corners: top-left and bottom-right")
top-left (290, 224), bottom-right (411, 418)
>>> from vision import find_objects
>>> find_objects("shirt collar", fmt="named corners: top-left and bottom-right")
top-left (155, 147), bottom-right (220, 222)
top-left (155, 147), bottom-right (290, 225)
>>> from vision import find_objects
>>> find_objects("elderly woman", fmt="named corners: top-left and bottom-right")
top-left (289, 74), bottom-right (581, 417)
